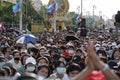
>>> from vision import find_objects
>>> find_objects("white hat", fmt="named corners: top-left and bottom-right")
top-left (25, 57), bottom-right (36, 65)
top-left (46, 44), bottom-right (51, 47)
top-left (111, 42), bottom-right (117, 47)
top-left (95, 44), bottom-right (101, 47)
top-left (21, 49), bottom-right (27, 53)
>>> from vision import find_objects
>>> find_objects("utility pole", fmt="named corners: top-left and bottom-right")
top-left (19, 0), bottom-right (23, 32)
top-left (53, 0), bottom-right (58, 32)
top-left (93, 5), bottom-right (96, 27)
top-left (81, 0), bottom-right (83, 17)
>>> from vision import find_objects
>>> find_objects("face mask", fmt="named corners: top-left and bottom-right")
top-left (27, 66), bottom-right (35, 72)
top-left (38, 73), bottom-right (47, 79)
top-left (57, 67), bottom-right (66, 74)
top-left (30, 51), bottom-right (33, 56)
top-left (0, 62), bottom-right (5, 68)
top-left (64, 61), bottom-right (67, 65)
top-left (1, 45), bottom-right (5, 48)
top-left (103, 47), bottom-right (106, 50)
top-left (38, 63), bottom-right (44, 67)
top-left (14, 57), bottom-right (20, 61)
top-left (68, 50), bottom-right (74, 54)
top-left (95, 47), bottom-right (100, 51)
top-left (69, 77), bottom-right (74, 80)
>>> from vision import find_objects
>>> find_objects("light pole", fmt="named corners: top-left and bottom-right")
top-left (81, 0), bottom-right (83, 17)
top-left (93, 5), bottom-right (96, 27)
top-left (77, 6), bottom-right (80, 14)
top-left (99, 11), bottom-right (102, 17)
top-left (19, 0), bottom-right (23, 32)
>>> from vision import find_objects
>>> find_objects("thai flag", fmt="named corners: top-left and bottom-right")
top-left (47, 3), bottom-right (56, 13)
top-left (12, 0), bottom-right (21, 14)
top-left (47, 2), bottom-right (58, 15)
top-left (76, 14), bottom-right (82, 24)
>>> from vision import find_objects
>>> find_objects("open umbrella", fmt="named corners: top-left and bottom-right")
top-left (16, 34), bottom-right (37, 44)
top-left (65, 36), bottom-right (79, 42)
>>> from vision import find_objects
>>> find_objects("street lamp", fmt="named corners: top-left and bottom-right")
top-left (19, 0), bottom-right (23, 32)
top-left (93, 5), bottom-right (96, 27)
top-left (81, 0), bottom-right (83, 17)
top-left (77, 6), bottom-right (80, 14)
top-left (99, 11), bottom-right (102, 17)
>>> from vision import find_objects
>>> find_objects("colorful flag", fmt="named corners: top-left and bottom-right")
top-left (76, 14), bottom-right (82, 24)
top-left (12, 0), bottom-right (21, 14)
top-left (47, 3), bottom-right (55, 13)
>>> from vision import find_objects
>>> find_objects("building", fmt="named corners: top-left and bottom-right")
top-left (106, 19), bottom-right (115, 29)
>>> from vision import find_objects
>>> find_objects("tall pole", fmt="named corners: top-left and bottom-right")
top-left (77, 6), bottom-right (80, 14)
top-left (81, 0), bottom-right (83, 17)
top-left (54, 0), bottom-right (57, 32)
top-left (93, 5), bottom-right (96, 27)
top-left (19, 0), bottom-right (23, 32)
top-left (54, 11), bottom-right (57, 32)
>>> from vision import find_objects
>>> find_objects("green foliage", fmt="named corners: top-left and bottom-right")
top-left (0, 2), bottom-right (16, 23)
top-left (0, 1), bottom-right (44, 25)
top-left (68, 12), bottom-right (79, 26)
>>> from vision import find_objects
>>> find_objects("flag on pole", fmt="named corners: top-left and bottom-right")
top-left (47, 3), bottom-right (56, 13)
top-left (47, 2), bottom-right (58, 16)
top-left (76, 14), bottom-right (82, 24)
top-left (12, 0), bottom-right (21, 14)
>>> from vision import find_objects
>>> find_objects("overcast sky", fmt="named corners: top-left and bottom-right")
top-left (41, 0), bottom-right (120, 19)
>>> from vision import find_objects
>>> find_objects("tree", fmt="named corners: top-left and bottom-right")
top-left (0, 0), bottom-right (44, 27)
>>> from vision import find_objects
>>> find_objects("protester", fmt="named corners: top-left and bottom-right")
top-left (48, 61), bottom-right (69, 80)
top-left (0, 24), bottom-right (120, 80)
top-left (24, 57), bottom-right (37, 74)
top-left (74, 41), bottom-right (120, 80)
top-left (66, 63), bottom-right (82, 80)
top-left (37, 57), bottom-right (49, 67)
top-left (37, 65), bottom-right (50, 79)
top-left (9, 50), bottom-right (22, 69)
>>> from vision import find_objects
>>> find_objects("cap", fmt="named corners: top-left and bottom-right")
top-left (12, 50), bottom-right (20, 55)
top-left (25, 57), bottom-right (36, 65)
top-left (63, 52), bottom-right (70, 57)
top-left (3, 62), bottom-right (13, 68)
top-left (21, 49), bottom-right (27, 53)
top-left (40, 46), bottom-right (46, 51)
top-left (72, 55), bottom-right (82, 63)
top-left (108, 60), bottom-right (118, 70)
top-left (95, 44), bottom-right (101, 47)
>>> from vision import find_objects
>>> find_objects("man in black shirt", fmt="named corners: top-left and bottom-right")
top-left (115, 11), bottom-right (120, 36)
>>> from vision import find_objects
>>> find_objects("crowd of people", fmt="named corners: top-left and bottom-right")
top-left (0, 26), bottom-right (120, 80)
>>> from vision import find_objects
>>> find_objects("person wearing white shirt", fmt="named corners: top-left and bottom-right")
top-left (9, 50), bottom-right (22, 69)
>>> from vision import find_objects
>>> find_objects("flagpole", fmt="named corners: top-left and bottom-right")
top-left (81, 0), bottom-right (83, 17)
top-left (54, 0), bottom-right (57, 33)
top-left (19, 0), bottom-right (22, 32)
top-left (54, 11), bottom-right (57, 32)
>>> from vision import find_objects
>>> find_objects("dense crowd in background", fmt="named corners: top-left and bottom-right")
top-left (0, 25), bottom-right (120, 80)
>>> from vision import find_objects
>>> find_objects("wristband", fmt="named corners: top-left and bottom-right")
top-left (101, 64), bottom-right (109, 72)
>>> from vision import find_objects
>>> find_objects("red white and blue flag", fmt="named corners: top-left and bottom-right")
top-left (47, 1), bottom-right (58, 16)
top-left (76, 14), bottom-right (82, 24)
